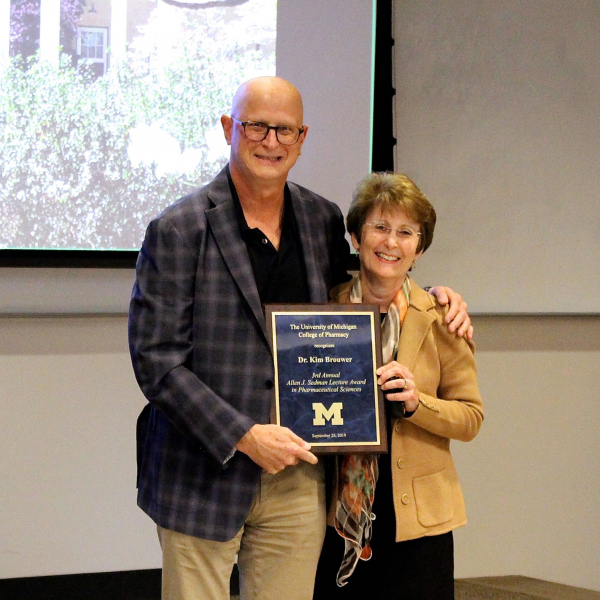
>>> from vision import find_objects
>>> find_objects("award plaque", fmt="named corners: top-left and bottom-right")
top-left (265, 304), bottom-right (387, 454)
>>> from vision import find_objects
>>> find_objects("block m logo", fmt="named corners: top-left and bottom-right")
top-left (312, 402), bottom-right (344, 426)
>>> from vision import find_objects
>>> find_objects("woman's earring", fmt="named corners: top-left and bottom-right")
top-left (411, 260), bottom-right (417, 271)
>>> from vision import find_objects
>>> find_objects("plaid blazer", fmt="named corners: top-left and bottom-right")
top-left (129, 166), bottom-right (350, 541)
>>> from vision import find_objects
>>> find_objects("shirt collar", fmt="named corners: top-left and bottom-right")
top-left (226, 166), bottom-right (297, 238)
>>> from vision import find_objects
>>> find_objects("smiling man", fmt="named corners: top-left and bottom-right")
top-left (129, 77), bottom-right (471, 600)
top-left (129, 77), bottom-right (351, 600)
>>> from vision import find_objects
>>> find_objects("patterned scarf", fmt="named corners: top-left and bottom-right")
top-left (333, 276), bottom-right (411, 587)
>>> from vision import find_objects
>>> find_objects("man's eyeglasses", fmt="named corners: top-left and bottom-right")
top-left (364, 221), bottom-right (421, 242)
top-left (231, 117), bottom-right (305, 145)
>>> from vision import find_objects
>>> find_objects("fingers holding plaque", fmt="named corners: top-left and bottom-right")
top-left (265, 304), bottom-right (387, 454)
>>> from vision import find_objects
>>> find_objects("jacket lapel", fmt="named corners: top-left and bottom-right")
top-left (289, 183), bottom-right (328, 303)
top-left (205, 168), bottom-right (267, 340)
top-left (331, 277), bottom-right (437, 370)
top-left (396, 285), bottom-right (436, 371)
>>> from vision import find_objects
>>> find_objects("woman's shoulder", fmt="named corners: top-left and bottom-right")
top-left (408, 280), bottom-right (441, 318)
top-left (410, 282), bottom-right (476, 353)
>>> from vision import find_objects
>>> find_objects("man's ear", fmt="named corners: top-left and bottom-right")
top-left (296, 124), bottom-right (308, 155)
top-left (221, 115), bottom-right (233, 146)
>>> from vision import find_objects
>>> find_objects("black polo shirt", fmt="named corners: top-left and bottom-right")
top-left (228, 172), bottom-right (310, 305)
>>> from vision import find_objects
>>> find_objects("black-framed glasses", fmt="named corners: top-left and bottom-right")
top-left (231, 117), bottom-right (304, 145)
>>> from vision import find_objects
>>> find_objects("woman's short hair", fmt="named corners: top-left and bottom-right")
top-left (347, 172), bottom-right (436, 253)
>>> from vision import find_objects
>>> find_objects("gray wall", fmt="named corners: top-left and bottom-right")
top-left (2, 314), bottom-right (599, 590)
top-left (452, 316), bottom-right (599, 590)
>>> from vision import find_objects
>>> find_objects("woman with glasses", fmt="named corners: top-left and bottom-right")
top-left (313, 172), bottom-right (484, 600)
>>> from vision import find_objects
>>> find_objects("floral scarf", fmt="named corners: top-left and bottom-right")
top-left (333, 276), bottom-right (411, 587)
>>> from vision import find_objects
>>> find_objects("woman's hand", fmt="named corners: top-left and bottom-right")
top-left (376, 361), bottom-right (419, 413)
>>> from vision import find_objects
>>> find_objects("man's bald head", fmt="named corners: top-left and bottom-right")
top-left (231, 77), bottom-right (304, 126)
top-left (221, 76), bottom-right (308, 188)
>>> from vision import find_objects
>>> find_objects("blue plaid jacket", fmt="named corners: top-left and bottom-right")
top-left (129, 166), bottom-right (349, 541)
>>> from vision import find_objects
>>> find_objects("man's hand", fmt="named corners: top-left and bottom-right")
top-left (235, 424), bottom-right (318, 474)
top-left (428, 286), bottom-right (473, 340)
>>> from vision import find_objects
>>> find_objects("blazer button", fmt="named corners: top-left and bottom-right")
top-left (265, 380), bottom-right (274, 390)
top-left (396, 458), bottom-right (405, 469)
top-left (401, 494), bottom-right (410, 505)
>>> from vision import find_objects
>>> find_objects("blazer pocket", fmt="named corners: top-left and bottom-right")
top-left (413, 469), bottom-right (454, 528)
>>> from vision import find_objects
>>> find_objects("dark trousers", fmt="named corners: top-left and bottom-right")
top-left (313, 453), bottom-right (455, 600)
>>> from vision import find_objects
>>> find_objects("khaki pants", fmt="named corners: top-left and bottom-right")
top-left (158, 461), bottom-right (326, 600)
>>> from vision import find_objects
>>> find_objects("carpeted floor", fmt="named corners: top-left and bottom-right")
top-left (455, 576), bottom-right (600, 600)
top-left (226, 576), bottom-right (600, 600)
top-left (231, 577), bottom-right (600, 600)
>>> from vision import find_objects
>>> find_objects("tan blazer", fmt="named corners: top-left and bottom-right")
top-left (330, 277), bottom-right (484, 542)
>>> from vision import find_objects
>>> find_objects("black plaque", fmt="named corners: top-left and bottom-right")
top-left (265, 304), bottom-right (387, 454)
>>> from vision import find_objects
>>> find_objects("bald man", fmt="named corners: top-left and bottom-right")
top-left (129, 77), bottom-right (470, 600)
